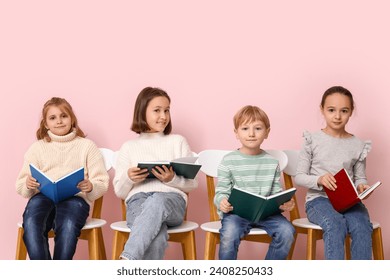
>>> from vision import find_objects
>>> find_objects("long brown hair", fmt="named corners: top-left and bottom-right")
top-left (36, 97), bottom-right (86, 142)
top-left (131, 87), bottom-right (172, 134)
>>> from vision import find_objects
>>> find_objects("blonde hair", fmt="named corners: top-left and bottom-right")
top-left (36, 97), bottom-right (86, 142)
top-left (233, 105), bottom-right (270, 130)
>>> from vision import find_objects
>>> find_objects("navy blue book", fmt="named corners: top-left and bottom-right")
top-left (29, 164), bottom-right (84, 203)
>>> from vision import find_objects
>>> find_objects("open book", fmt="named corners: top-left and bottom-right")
top-left (324, 168), bottom-right (382, 212)
top-left (137, 156), bottom-right (201, 179)
top-left (29, 164), bottom-right (84, 203)
top-left (228, 186), bottom-right (296, 222)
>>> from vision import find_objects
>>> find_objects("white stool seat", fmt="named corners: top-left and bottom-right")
top-left (18, 217), bottom-right (107, 231)
top-left (200, 220), bottom-right (268, 235)
top-left (110, 220), bottom-right (199, 234)
top-left (293, 218), bottom-right (380, 230)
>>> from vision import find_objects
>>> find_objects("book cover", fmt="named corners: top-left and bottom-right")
top-left (228, 186), bottom-right (296, 222)
top-left (29, 164), bottom-right (84, 204)
top-left (324, 168), bottom-right (382, 212)
top-left (137, 156), bottom-right (201, 179)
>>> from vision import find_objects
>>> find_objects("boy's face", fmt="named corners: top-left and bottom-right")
top-left (235, 120), bottom-right (270, 155)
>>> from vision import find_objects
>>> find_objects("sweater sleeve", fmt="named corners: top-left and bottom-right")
top-left (294, 131), bottom-right (322, 190)
top-left (214, 158), bottom-right (233, 209)
top-left (113, 143), bottom-right (137, 200)
top-left (83, 142), bottom-right (109, 203)
top-left (353, 141), bottom-right (371, 186)
top-left (270, 164), bottom-right (282, 195)
top-left (15, 143), bottom-right (40, 199)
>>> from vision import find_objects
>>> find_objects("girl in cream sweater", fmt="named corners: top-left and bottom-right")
top-left (16, 97), bottom-right (109, 260)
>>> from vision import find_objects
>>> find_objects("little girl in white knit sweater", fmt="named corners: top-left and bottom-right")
top-left (16, 97), bottom-right (109, 260)
top-left (113, 87), bottom-right (198, 260)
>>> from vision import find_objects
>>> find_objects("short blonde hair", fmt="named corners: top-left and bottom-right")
top-left (233, 105), bottom-right (270, 130)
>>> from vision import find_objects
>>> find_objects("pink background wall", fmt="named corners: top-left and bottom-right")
top-left (1, 1), bottom-right (389, 260)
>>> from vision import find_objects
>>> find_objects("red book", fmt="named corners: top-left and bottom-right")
top-left (324, 168), bottom-right (381, 213)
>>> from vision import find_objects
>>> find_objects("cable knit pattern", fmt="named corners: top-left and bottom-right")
top-left (15, 130), bottom-right (109, 205)
top-left (113, 132), bottom-right (198, 204)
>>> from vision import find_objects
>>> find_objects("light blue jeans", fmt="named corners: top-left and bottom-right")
top-left (306, 197), bottom-right (373, 260)
top-left (219, 213), bottom-right (295, 260)
top-left (121, 192), bottom-right (186, 260)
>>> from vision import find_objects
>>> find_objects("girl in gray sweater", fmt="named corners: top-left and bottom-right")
top-left (294, 86), bottom-right (373, 259)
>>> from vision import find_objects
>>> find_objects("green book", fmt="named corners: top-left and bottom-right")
top-left (228, 186), bottom-right (296, 222)
top-left (137, 156), bottom-right (201, 179)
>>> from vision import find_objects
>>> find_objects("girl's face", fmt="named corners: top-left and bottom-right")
top-left (145, 96), bottom-right (170, 133)
top-left (321, 93), bottom-right (353, 133)
top-left (235, 120), bottom-right (270, 155)
top-left (45, 105), bottom-right (72, 136)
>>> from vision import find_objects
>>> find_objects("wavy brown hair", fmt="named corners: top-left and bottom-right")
top-left (131, 87), bottom-right (172, 135)
top-left (36, 97), bottom-right (86, 142)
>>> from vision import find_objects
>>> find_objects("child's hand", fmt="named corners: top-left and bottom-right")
top-left (318, 173), bottom-right (337, 191)
top-left (279, 198), bottom-right (295, 212)
top-left (219, 198), bottom-right (233, 213)
top-left (26, 175), bottom-right (40, 190)
top-left (78, 177), bottom-right (93, 193)
top-left (128, 167), bottom-right (149, 183)
top-left (152, 165), bottom-right (175, 183)
top-left (357, 184), bottom-right (372, 199)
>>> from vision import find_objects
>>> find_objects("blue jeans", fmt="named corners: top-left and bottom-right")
top-left (306, 197), bottom-right (373, 260)
top-left (219, 213), bottom-right (295, 260)
top-left (121, 192), bottom-right (186, 260)
top-left (22, 193), bottom-right (90, 260)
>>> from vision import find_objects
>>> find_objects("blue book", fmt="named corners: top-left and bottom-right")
top-left (29, 164), bottom-right (84, 204)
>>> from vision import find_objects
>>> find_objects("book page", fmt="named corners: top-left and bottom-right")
top-left (171, 156), bottom-right (198, 164)
top-left (359, 181), bottom-right (382, 200)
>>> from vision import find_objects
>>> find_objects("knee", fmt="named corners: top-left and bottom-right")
top-left (280, 223), bottom-right (295, 241)
top-left (220, 219), bottom-right (246, 242)
top-left (54, 215), bottom-right (86, 238)
top-left (273, 222), bottom-right (295, 244)
top-left (323, 216), bottom-right (347, 238)
top-left (56, 218), bottom-right (78, 235)
top-left (22, 216), bottom-right (36, 231)
top-left (350, 220), bottom-right (373, 236)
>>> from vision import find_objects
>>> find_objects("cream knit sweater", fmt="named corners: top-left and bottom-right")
top-left (16, 130), bottom-right (109, 205)
top-left (113, 132), bottom-right (198, 204)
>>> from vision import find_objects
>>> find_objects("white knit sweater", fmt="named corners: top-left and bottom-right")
top-left (113, 132), bottom-right (198, 203)
top-left (16, 130), bottom-right (109, 205)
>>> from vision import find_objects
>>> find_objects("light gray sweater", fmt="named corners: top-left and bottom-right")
top-left (294, 130), bottom-right (371, 203)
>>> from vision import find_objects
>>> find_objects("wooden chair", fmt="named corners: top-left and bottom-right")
top-left (283, 149), bottom-right (384, 260)
top-left (109, 151), bottom-right (199, 260)
top-left (15, 148), bottom-right (114, 260)
top-left (197, 149), bottom-right (295, 260)
top-left (110, 199), bottom-right (198, 260)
